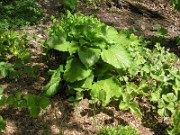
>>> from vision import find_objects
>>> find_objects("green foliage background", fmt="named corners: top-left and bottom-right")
top-left (0, 0), bottom-right (43, 29)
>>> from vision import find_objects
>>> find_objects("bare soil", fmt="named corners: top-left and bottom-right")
top-left (0, 0), bottom-right (179, 135)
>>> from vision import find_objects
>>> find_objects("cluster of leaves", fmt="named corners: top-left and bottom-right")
top-left (167, 109), bottom-right (180, 135)
top-left (0, 30), bottom-right (38, 79)
top-left (44, 11), bottom-right (179, 122)
top-left (126, 40), bottom-right (180, 117)
top-left (97, 125), bottom-right (139, 135)
top-left (0, 0), bottom-right (43, 29)
top-left (0, 87), bottom-right (50, 131)
top-left (44, 11), bottom-right (139, 118)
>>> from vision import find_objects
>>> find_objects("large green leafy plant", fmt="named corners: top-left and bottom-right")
top-left (44, 11), bottom-right (180, 121)
top-left (43, 11), bottom-right (144, 116)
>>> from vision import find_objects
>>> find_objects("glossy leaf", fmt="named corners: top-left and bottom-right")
top-left (64, 56), bottom-right (92, 82)
top-left (70, 73), bottom-right (94, 89)
top-left (45, 35), bottom-right (69, 52)
top-left (129, 102), bottom-right (142, 118)
top-left (162, 93), bottom-right (177, 102)
top-left (101, 45), bottom-right (132, 69)
top-left (38, 96), bottom-right (50, 109)
top-left (90, 77), bottom-right (122, 106)
top-left (43, 66), bottom-right (63, 97)
top-left (24, 94), bottom-right (37, 107)
top-left (78, 46), bottom-right (101, 68)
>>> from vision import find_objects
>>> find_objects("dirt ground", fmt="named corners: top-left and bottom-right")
top-left (0, 0), bottom-right (179, 135)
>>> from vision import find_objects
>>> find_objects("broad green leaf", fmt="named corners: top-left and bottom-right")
top-left (29, 106), bottom-right (40, 118)
top-left (101, 45), bottom-right (132, 69)
top-left (0, 62), bottom-right (13, 77)
top-left (64, 56), bottom-right (92, 82)
top-left (70, 73), bottom-right (94, 89)
top-left (166, 102), bottom-right (175, 114)
top-left (90, 77), bottom-right (122, 106)
top-left (126, 82), bottom-right (137, 93)
top-left (38, 96), bottom-right (50, 109)
top-left (45, 35), bottom-right (69, 52)
top-left (43, 66), bottom-right (63, 97)
top-left (129, 102), bottom-right (142, 118)
top-left (158, 108), bottom-right (168, 116)
top-left (68, 41), bottom-right (79, 55)
top-left (24, 94), bottom-right (49, 117)
top-left (79, 38), bottom-right (89, 46)
top-left (122, 93), bottom-right (131, 102)
top-left (6, 95), bottom-right (15, 105)
top-left (158, 99), bottom-right (166, 108)
top-left (0, 115), bottom-right (6, 131)
top-left (91, 41), bottom-right (106, 50)
top-left (68, 96), bottom-right (79, 106)
top-left (78, 46), bottom-right (101, 68)
top-left (150, 71), bottom-right (165, 82)
top-left (24, 94), bottom-right (37, 107)
top-left (150, 91), bottom-right (160, 102)
top-left (162, 93), bottom-right (177, 102)
top-left (119, 101), bottom-right (128, 110)
top-left (90, 85), bottom-right (106, 104)
top-left (94, 62), bottom-right (113, 79)
top-left (105, 27), bottom-right (133, 46)
top-left (75, 92), bottom-right (84, 100)
top-left (105, 27), bottom-right (125, 44)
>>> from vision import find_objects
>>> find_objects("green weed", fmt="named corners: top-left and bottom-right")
top-left (97, 125), bottom-right (139, 135)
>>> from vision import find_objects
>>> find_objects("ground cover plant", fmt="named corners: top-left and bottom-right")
top-left (43, 11), bottom-right (180, 134)
top-left (97, 125), bottom-right (139, 135)
top-left (0, 30), bottom-right (50, 131)
top-left (0, 30), bottom-right (38, 78)
top-left (0, 0), bottom-right (179, 134)
top-left (0, 0), bottom-right (43, 29)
